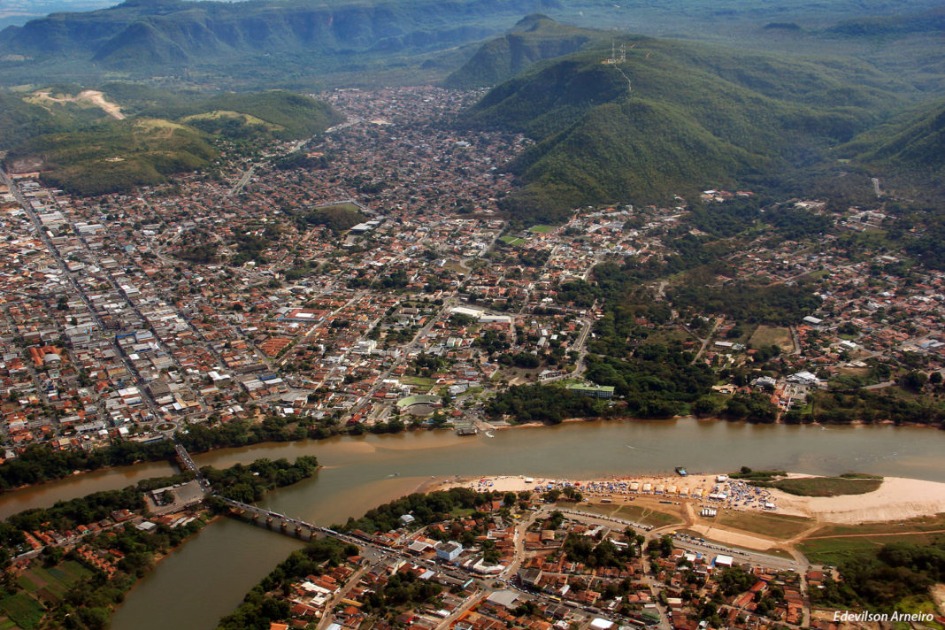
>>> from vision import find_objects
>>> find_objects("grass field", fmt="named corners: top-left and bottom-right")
top-left (182, 110), bottom-right (278, 130)
top-left (748, 325), bottom-right (794, 352)
top-left (799, 533), bottom-right (944, 566)
top-left (647, 328), bottom-right (699, 345)
top-left (810, 513), bottom-right (945, 537)
top-left (399, 376), bottom-right (436, 388)
top-left (499, 235), bottom-right (525, 246)
top-left (714, 510), bottom-right (813, 539)
top-left (798, 513), bottom-right (945, 564)
top-left (583, 502), bottom-right (683, 528)
top-left (772, 475), bottom-right (882, 497)
top-left (528, 225), bottom-right (555, 234)
top-left (16, 574), bottom-right (39, 594)
top-left (0, 593), bottom-right (45, 630)
top-left (616, 505), bottom-right (683, 528)
top-left (314, 202), bottom-right (362, 214)
top-left (19, 561), bottom-right (92, 603)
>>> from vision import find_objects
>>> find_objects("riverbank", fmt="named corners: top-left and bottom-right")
top-left (770, 475), bottom-right (945, 523)
top-left (428, 472), bottom-right (945, 525)
top-left (105, 422), bottom-right (945, 630)
top-left (4, 412), bottom-right (941, 501)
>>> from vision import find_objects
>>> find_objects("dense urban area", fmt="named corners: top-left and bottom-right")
top-left (1, 87), bottom-right (943, 464)
top-left (2, 85), bottom-right (945, 630)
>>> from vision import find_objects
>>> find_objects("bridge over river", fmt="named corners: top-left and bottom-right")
top-left (218, 497), bottom-right (324, 540)
top-left (175, 439), bottom-right (347, 542)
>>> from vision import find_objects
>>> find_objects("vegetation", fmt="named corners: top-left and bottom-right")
top-left (444, 15), bottom-right (602, 89)
top-left (203, 456), bottom-right (319, 504)
top-left (178, 415), bottom-right (339, 452)
top-left (767, 474), bottom-right (883, 497)
top-left (0, 472), bottom-right (210, 630)
top-left (0, 89), bottom-right (341, 196)
top-left (0, 440), bottom-right (176, 492)
top-left (585, 351), bottom-right (715, 418)
top-left (218, 540), bottom-right (356, 630)
top-left (806, 387), bottom-right (945, 426)
top-left (0, 90), bottom-right (104, 151)
top-left (810, 538), bottom-right (945, 614)
top-left (729, 467), bottom-right (787, 481)
top-left (669, 281), bottom-right (821, 326)
top-left (713, 511), bottom-right (813, 540)
top-left (461, 38), bottom-right (897, 221)
top-left (719, 392), bottom-right (780, 423)
top-left (338, 487), bottom-right (494, 534)
top-left (799, 514), bottom-right (945, 565)
top-left (184, 91), bottom-right (344, 141)
top-left (485, 383), bottom-right (610, 423)
top-left (0, 0), bottom-right (555, 86)
top-left (293, 203), bottom-right (367, 235)
top-left (562, 532), bottom-right (639, 568)
top-left (4, 118), bottom-right (217, 196)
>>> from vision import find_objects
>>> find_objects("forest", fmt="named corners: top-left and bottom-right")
top-left (338, 487), bottom-right (494, 534)
top-left (812, 539), bottom-right (945, 612)
top-left (0, 440), bottom-right (175, 492)
top-left (485, 384), bottom-right (611, 424)
top-left (203, 456), bottom-right (319, 504)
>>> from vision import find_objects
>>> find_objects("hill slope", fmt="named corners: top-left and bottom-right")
top-left (444, 14), bottom-right (603, 89)
top-left (846, 100), bottom-right (945, 185)
top-left (185, 91), bottom-right (344, 140)
top-left (0, 0), bottom-right (559, 80)
top-left (5, 117), bottom-right (217, 195)
top-left (460, 40), bottom-right (902, 222)
top-left (1, 87), bottom-right (343, 195)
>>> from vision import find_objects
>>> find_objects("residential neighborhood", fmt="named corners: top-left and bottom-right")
top-left (249, 488), bottom-right (826, 630)
top-left (0, 86), bottom-right (943, 460)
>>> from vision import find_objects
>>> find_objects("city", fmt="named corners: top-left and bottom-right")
top-left (0, 87), bottom-right (943, 461)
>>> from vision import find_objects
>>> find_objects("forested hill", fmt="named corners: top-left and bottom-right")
top-left (459, 40), bottom-right (904, 223)
top-left (1, 88), bottom-right (343, 196)
top-left (0, 0), bottom-right (558, 79)
top-left (844, 99), bottom-right (945, 187)
top-left (443, 15), bottom-right (603, 89)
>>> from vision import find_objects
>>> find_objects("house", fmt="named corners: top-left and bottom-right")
top-left (435, 541), bottom-right (463, 562)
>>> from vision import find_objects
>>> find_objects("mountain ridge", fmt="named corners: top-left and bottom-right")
top-left (0, 0), bottom-right (560, 74)
top-left (443, 15), bottom-right (603, 89)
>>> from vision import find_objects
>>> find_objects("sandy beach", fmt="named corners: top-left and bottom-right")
top-left (770, 476), bottom-right (945, 523)
top-left (429, 473), bottom-right (945, 525)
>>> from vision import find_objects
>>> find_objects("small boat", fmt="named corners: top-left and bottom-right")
top-left (485, 431), bottom-right (495, 438)
top-left (675, 467), bottom-right (688, 477)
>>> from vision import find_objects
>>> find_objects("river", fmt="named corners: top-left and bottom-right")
top-left (3, 419), bottom-right (945, 629)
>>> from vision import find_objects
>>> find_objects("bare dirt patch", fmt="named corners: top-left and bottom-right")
top-left (31, 89), bottom-right (125, 120)
top-left (931, 584), bottom-right (945, 617)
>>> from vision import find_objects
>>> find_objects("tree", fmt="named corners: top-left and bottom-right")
top-left (900, 371), bottom-right (928, 392)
